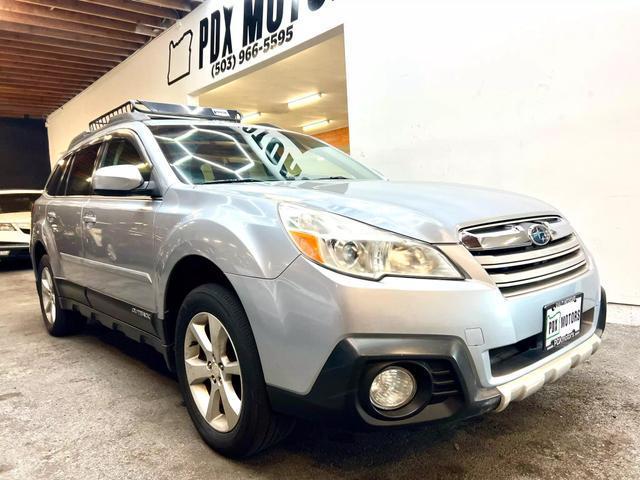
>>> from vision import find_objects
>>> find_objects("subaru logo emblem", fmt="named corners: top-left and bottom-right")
top-left (528, 224), bottom-right (551, 246)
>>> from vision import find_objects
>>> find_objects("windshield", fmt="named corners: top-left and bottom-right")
top-left (0, 193), bottom-right (40, 214)
top-left (150, 124), bottom-right (381, 184)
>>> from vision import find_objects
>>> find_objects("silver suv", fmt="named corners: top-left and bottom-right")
top-left (31, 101), bottom-right (606, 457)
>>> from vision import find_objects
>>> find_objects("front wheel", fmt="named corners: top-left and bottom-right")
top-left (175, 284), bottom-right (294, 457)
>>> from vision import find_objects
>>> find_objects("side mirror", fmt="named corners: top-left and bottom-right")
top-left (92, 165), bottom-right (144, 194)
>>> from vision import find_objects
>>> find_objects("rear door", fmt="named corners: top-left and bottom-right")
top-left (82, 131), bottom-right (158, 333)
top-left (45, 143), bottom-right (101, 288)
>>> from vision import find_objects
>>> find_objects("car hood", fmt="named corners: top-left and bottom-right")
top-left (200, 180), bottom-right (559, 244)
top-left (0, 211), bottom-right (31, 225)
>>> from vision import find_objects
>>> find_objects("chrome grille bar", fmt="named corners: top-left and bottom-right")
top-left (460, 216), bottom-right (587, 297)
top-left (488, 250), bottom-right (586, 286)
top-left (461, 216), bottom-right (573, 251)
top-left (474, 235), bottom-right (580, 268)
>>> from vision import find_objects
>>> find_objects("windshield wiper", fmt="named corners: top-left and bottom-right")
top-left (200, 178), bottom-right (264, 184)
top-left (200, 176), bottom-right (351, 184)
top-left (309, 176), bottom-right (350, 180)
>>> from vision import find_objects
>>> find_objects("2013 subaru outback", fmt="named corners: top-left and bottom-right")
top-left (31, 101), bottom-right (606, 457)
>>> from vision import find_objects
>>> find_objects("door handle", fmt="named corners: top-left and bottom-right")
top-left (82, 214), bottom-right (97, 224)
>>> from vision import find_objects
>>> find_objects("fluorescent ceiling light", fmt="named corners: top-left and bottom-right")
top-left (242, 111), bottom-right (261, 121)
top-left (288, 92), bottom-right (322, 109)
top-left (302, 119), bottom-right (330, 131)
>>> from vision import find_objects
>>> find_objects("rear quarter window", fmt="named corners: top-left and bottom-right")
top-left (46, 157), bottom-right (71, 196)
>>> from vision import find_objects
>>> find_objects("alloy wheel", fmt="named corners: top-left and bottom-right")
top-left (183, 312), bottom-right (243, 432)
top-left (41, 267), bottom-right (56, 325)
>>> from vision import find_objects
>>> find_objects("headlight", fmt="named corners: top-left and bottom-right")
top-left (0, 223), bottom-right (16, 232)
top-left (278, 203), bottom-right (463, 280)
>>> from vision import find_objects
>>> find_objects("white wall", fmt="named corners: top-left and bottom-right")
top-left (344, 0), bottom-right (640, 304)
top-left (47, 0), bottom-right (639, 304)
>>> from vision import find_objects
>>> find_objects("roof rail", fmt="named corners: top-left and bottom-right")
top-left (88, 100), bottom-right (242, 132)
top-left (68, 130), bottom-right (94, 149)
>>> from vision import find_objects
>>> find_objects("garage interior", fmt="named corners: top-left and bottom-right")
top-left (1, 1), bottom-right (639, 479)
top-left (198, 31), bottom-right (350, 151)
top-left (0, 0), bottom-right (199, 119)
top-left (0, 0), bottom-right (200, 188)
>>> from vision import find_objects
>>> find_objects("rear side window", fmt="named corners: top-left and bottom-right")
top-left (98, 137), bottom-right (152, 182)
top-left (46, 156), bottom-right (71, 196)
top-left (66, 144), bottom-right (101, 196)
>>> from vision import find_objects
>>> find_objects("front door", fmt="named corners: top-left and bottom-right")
top-left (82, 132), bottom-right (158, 334)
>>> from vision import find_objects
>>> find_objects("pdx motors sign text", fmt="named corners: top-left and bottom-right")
top-left (167, 0), bottom-right (332, 85)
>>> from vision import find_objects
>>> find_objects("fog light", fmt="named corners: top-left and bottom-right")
top-left (369, 367), bottom-right (417, 410)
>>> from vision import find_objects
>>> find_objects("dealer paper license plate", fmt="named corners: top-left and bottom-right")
top-left (544, 294), bottom-right (583, 351)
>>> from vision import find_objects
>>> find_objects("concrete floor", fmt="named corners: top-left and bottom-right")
top-left (0, 261), bottom-right (638, 480)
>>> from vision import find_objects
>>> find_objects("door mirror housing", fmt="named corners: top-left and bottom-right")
top-left (92, 165), bottom-right (146, 195)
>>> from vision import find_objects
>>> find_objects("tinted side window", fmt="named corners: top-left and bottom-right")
top-left (57, 154), bottom-right (75, 196)
top-left (67, 144), bottom-right (100, 196)
top-left (46, 156), bottom-right (71, 196)
top-left (99, 137), bottom-right (151, 182)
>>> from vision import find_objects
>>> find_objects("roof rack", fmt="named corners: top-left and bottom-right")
top-left (88, 100), bottom-right (242, 131)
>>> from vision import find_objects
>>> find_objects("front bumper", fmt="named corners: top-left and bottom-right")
top-left (495, 332), bottom-right (601, 412)
top-left (267, 335), bottom-right (502, 428)
top-left (230, 249), bottom-right (603, 395)
top-left (0, 242), bottom-right (30, 260)
top-left (267, 292), bottom-right (606, 427)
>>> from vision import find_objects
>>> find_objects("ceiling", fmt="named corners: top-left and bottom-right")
top-left (199, 33), bottom-right (348, 135)
top-left (0, 0), bottom-right (201, 119)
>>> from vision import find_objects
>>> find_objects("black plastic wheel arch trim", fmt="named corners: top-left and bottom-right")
top-left (596, 287), bottom-right (607, 336)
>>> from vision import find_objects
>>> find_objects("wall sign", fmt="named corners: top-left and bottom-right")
top-left (167, 30), bottom-right (193, 85)
top-left (166, 0), bottom-right (336, 87)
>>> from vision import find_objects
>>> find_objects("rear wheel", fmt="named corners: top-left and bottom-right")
top-left (175, 284), bottom-right (294, 457)
top-left (37, 255), bottom-right (84, 336)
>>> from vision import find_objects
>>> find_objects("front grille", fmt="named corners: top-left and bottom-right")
top-left (461, 216), bottom-right (588, 297)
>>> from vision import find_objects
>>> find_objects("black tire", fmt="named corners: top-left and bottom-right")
top-left (175, 284), bottom-right (294, 457)
top-left (37, 254), bottom-right (85, 336)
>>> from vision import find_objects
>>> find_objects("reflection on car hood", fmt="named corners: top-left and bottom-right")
top-left (200, 180), bottom-right (559, 244)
